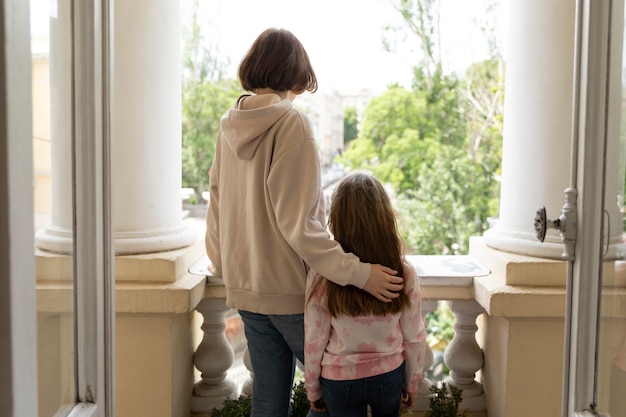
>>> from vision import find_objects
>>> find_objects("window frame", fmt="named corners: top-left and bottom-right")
top-left (0, 0), bottom-right (39, 415)
top-left (70, 0), bottom-right (115, 415)
top-left (565, 0), bottom-right (616, 416)
top-left (1, 0), bottom-right (115, 415)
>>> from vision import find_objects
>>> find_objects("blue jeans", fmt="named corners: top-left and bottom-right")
top-left (320, 362), bottom-right (406, 417)
top-left (239, 310), bottom-right (330, 417)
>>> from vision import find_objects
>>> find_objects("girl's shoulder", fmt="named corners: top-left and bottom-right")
top-left (305, 270), bottom-right (327, 304)
top-left (402, 259), bottom-right (418, 290)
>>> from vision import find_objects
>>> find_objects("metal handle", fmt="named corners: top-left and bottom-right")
top-left (534, 206), bottom-right (565, 243)
top-left (533, 188), bottom-right (577, 261)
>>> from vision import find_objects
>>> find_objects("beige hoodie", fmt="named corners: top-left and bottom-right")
top-left (205, 93), bottom-right (370, 314)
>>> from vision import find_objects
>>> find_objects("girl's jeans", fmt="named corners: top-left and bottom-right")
top-left (320, 362), bottom-right (406, 417)
top-left (238, 310), bottom-right (330, 417)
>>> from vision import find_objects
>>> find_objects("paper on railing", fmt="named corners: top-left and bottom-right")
top-left (406, 255), bottom-right (490, 286)
top-left (188, 254), bottom-right (224, 284)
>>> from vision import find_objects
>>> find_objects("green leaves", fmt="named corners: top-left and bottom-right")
top-left (343, 106), bottom-right (359, 144)
top-left (210, 381), bottom-right (309, 417)
top-left (210, 395), bottom-right (252, 417)
top-left (339, 80), bottom-right (498, 255)
top-left (426, 383), bottom-right (468, 417)
top-left (181, 0), bottom-right (241, 203)
top-left (338, 0), bottom-right (504, 255)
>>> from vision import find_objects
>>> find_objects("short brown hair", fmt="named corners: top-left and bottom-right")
top-left (238, 28), bottom-right (318, 94)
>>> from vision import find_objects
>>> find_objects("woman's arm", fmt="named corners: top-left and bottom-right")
top-left (205, 143), bottom-right (222, 275)
top-left (269, 131), bottom-right (402, 300)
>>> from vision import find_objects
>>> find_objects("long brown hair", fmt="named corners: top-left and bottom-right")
top-left (319, 173), bottom-right (410, 317)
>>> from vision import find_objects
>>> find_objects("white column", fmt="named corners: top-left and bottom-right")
top-left (35, 0), bottom-right (73, 253)
top-left (112, 0), bottom-right (195, 254)
top-left (36, 0), bottom-right (196, 254)
top-left (483, 0), bottom-right (577, 259)
top-left (605, 0), bottom-right (626, 261)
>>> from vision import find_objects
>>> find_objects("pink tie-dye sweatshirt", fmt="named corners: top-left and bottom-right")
top-left (304, 260), bottom-right (427, 402)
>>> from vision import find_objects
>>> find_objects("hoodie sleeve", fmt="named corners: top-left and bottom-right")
top-left (267, 114), bottom-right (370, 288)
top-left (205, 138), bottom-right (222, 276)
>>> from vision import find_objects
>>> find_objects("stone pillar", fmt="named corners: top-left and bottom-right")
top-left (484, 0), bottom-right (623, 260)
top-left (414, 300), bottom-right (436, 411)
top-left (483, 0), bottom-right (577, 259)
top-left (473, 4), bottom-right (577, 416)
top-left (112, 0), bottom-right (195, 254)
top-left (34, 0), bottom-right (73, 253)
top-left (241, 347), bottom-right (254, 397)
top-left (35, 0), bottom-right (196, 255)
top-left (444, 300), bottom-right (485, 410)
top-left (605, 0), bottom-right (626, 261)
top-left (192, 298), bottom-right (238, 412)
top-left (471, 2), bottom-right (626, 416)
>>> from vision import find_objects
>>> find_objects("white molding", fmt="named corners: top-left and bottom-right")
top-left (565, 0), bottom-right (616, 415)
top-left (66, 403), bottom-right (99, 417)
top-left (72, 0), bottom-right (115, 414)
top-left (0, 0), bottom-right (39, 416)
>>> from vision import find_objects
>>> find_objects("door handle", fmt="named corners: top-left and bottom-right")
top-left (533, 188), bottom-right (577, 261)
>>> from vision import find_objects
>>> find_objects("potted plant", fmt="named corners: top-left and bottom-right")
top-left (210, 381), bottom-right (309, 417)
top-left (425, 382), bottom-right (467, 417)
top-left (210, 379), bottom-right (468, 417)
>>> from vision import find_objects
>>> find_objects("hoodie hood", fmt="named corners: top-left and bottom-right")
top-left (220, 94), bottom-right (293, 160)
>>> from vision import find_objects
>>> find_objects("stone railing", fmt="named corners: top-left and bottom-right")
top-left (189, 255), bottom-right (490, 416)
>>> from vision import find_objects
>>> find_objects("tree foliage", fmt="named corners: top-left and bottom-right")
top-left (343, 106), bottom-right (359, 144)
top-left (396, 146), bottom-right (497, 255)
top-left (339, 86), bottom-right (433, 193)
top-left (181, 0), bottom-right (241, 203)
top-left (339, 0), bottom-right (504, 254)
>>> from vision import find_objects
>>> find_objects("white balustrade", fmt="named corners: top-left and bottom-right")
top-left (191, 297), bottom-right (238, 413)
top-left (414, 299), bottom-right (436, 410)
top-left (241, 347), bottom-right (254, 397)
top-left (189, 254), bottom-right (490, 415)
top-left (444, 299), bottom-right (486, 410)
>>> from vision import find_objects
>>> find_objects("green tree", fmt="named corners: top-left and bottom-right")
top-left (397, 145), bottom-right (496, 254)
top-left (343, 106), bottom-right (359, 145)
top-left (181, 0), bottom-right (241, 204)
top-left (340, 86), bottom-right (437, 192)
top-left (340, 0), bottom-right (505, 254)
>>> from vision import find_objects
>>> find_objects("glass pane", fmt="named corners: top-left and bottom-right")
top-left (597, 3), bottom-right (626, 415)
top-left (31, 0), bottom-right (76, 415)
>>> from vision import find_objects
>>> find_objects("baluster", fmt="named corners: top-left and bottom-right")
top-left (444, 299), bottom-right (486, 410)
top-left (191, 297), bottom-right (238, 413)
top-left (241, 346), bottom-right (254, 397)
top-left (414, 300), bottom-right (436, 411)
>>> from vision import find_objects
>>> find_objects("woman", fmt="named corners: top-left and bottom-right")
top-left (205, 28), bottom-right (403, 417)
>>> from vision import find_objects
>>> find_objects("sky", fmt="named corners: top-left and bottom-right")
top-left (30, 0), bottom-right (507, 93)
top-left (191, 0), bottom-right (507, 92)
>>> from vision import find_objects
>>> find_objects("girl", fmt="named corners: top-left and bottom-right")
top-left (305, 173), bottom-right (426, 417)
top-left (205, 28), bottom-right (403, 417)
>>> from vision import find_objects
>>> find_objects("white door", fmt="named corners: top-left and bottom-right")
top-left (30, 0), bottom-right (115, 416)
top-left (562, 0), bottom-right (626, 416)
